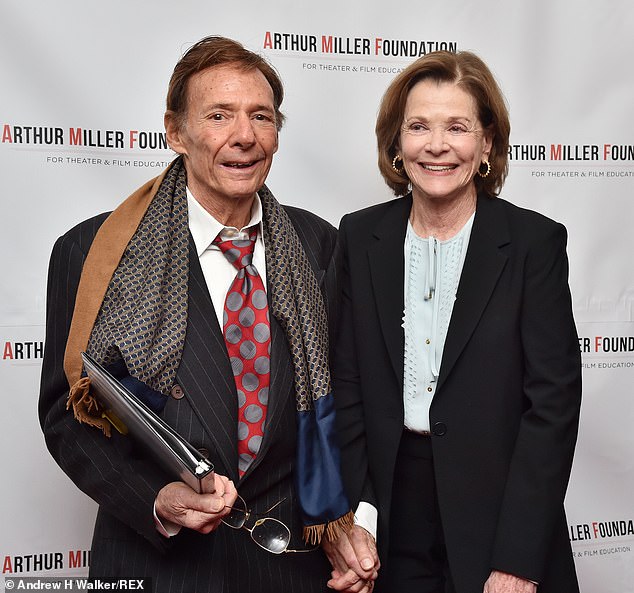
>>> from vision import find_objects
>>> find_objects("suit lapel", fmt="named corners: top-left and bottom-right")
top-left (368, 196), bottom-right (411, 388)
top-left (437, 196), bottom-right (510, 391)
top-left (176, 237), bottom-right (239, 480)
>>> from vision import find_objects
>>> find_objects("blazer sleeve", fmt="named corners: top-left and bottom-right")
top-left (490, 220), bottom-right (581, 580)
top-left (38, 218), bottom-right (175, 553)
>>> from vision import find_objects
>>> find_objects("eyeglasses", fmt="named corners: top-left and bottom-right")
top-left (221, 496), bottom-right (317, 555)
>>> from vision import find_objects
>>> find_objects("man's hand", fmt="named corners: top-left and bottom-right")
top-left (322, 525), bottom-right (380, 592)
top-left (155, 472), bottom-right (237, 534)
top-left (483, 570), bottom-right (537, 593)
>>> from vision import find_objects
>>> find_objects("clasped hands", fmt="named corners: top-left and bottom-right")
top-left (322, 525), bottom-right (380, 592)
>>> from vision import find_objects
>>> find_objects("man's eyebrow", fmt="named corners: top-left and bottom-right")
top-left (204, 102), bottom-right (275, 112)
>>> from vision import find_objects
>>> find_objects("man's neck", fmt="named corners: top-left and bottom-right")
top-left (190, 189), bottom-right (256, 229)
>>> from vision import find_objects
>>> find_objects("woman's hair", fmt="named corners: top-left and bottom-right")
top-left (376, 50), bottom-right (510, 197)
top-left (166, 35), bottom-right (285, 131)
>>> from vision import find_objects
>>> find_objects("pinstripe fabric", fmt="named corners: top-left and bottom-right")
top-left (39, 205), bottom-right (339, 593)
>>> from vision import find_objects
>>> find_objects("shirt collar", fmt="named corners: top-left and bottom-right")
top-left (187, 188), bottom-right (264, 257)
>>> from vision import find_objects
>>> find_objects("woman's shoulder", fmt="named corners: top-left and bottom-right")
top-left (478, 196), bottom-right (570, 258)
top-left (483, 195), bottom-right (566, 236)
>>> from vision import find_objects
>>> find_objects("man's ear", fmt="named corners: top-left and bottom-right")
top-left (164, 112), bottom-right (186, 155)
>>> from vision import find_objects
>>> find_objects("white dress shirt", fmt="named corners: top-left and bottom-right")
top-left (187, 187), bottom-right (267, 328)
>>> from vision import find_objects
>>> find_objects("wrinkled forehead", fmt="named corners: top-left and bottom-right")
top-left (403, 79), bottom-right (479, 121)
top-left (185, 64), bottom-right (275, 108)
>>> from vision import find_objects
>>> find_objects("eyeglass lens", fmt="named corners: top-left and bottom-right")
top-left (222, 495), bottom-right (248, 529)
top-left (221, 495), bottom-right (313, 554)
top-left (250, 518), bottom-right (291, 554)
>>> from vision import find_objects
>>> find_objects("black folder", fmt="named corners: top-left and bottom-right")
top-left (81, 351), bottom-right (215, 493)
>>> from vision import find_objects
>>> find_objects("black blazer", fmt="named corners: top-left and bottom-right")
top-left (334, 194), bottom-right (581, 593)
top-left (39, 205), bottom-right (339, 593)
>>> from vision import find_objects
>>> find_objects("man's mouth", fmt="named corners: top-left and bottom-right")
top-left (224, 161), bottom-right (257, 168)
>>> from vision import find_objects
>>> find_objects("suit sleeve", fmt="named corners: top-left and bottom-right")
top-left (332, 215), bottom-right (377, 509)
top-left (38, 223), bottom-right (174, 553)
top-left (490, 221), bottom-right (581, 580)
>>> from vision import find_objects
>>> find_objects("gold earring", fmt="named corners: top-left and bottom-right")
top-left (477, 160), bottom-right (491, 178)
top-left (392, 155), bottom-right (404, 175)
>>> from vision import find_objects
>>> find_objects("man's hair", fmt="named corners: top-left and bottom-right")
top-left (376, 50), bottom-right (510, 197)
top-left (166, 35), bottom-right (285, 130)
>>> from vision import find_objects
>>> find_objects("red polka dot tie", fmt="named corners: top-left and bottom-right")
top-left (214, 228), bottom-right (270, 476)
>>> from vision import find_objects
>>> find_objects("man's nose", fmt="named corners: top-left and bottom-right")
top-left (230, 113), bottom-right (256, 146)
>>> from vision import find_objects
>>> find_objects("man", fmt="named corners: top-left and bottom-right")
top-left (39, 36), bottom-right (371, 593)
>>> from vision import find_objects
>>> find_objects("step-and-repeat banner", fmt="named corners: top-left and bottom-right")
top-left (1, 1), bottom-right (632, 591)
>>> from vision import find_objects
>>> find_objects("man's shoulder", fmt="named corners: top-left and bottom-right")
top-left (53, 212), bottom-right (111, 256)
top-left (282, 205), bottom-right (337, 250)
top-left (283, 204), bottom-right (336, 233)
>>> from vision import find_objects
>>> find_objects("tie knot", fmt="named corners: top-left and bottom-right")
top-left (214, 228), bottom-right (257, 270)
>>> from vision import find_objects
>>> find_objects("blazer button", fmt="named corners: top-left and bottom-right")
top-left (197, 448), bottom-right (210, 459)
top-left (171, 384), bottom-right (184, 399)
top-left (432, 422), bottom-right (447, 436)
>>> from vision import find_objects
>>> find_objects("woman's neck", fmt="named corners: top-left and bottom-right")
top-left (409, 190), bottom-right (477, 241)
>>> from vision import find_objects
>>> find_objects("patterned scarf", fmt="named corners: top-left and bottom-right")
top-left (64, 157), bottom-right (352, 542)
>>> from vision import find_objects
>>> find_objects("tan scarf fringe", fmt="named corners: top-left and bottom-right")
top-left (304, 510), bottom-right (355, 545)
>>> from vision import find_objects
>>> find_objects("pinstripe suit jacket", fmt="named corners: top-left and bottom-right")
top-left (39, 204), bottom-right (339, 593)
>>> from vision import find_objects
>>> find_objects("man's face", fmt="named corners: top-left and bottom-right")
top-left (166, 64), bottom-right (279, 214)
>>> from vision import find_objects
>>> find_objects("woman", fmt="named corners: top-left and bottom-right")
top-left (334, 51), bottom-right (581, 593)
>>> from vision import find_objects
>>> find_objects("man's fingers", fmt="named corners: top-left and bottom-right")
top-left (155, 479), bottom-right (235, 533)
top-left (348, 526), bottom-right (379, 572)
top-left (327, 568), bottom-right (366, 592)
top-left (323, 526), bottom-right (379, 591)
top-left (217, 474), bottom-right (238, 508)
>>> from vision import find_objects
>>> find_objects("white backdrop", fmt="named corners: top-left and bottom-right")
top-left (1, 1), bottom-right (633, 591)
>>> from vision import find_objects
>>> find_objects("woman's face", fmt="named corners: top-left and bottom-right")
top-left (398, 79), bottom-right (492, 205)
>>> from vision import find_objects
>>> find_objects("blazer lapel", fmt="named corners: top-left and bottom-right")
top-left (437, 196), bottom-right (510, 391)
top-left (175, 237), bottom-right (239, 480)
top-left (368, 196), bottom-right (411, 388)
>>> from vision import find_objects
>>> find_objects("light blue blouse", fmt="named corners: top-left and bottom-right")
top-left (403, 214), bottom-right (474, 432)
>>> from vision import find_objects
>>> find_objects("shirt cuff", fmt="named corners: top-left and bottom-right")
top-left (153, 501), bottom-right (182, 538)
top-left (354, 501), bottom-right (378, 541)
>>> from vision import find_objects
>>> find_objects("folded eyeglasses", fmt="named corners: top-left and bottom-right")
top-left (221, 495), bottom-right (317, 554)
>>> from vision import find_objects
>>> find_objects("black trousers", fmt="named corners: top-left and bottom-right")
top-left (377, 430), bottom-right (456, 593)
